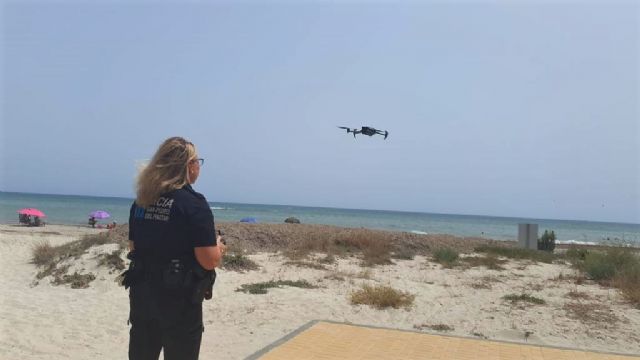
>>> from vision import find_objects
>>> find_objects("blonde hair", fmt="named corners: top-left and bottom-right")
top-left (136, 137), bottom-right (197, 207)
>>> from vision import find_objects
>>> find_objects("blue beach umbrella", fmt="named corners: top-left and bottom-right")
top-left (89, 210), bottom-right (110, 219)
top-left (240, 217), bottom-right (257, 223)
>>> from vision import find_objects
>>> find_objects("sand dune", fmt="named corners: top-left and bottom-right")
top-left (0, 224), bottom-right (638, 359)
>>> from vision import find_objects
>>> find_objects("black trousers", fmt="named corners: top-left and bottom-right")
top-left (129, 280), bottom-right (204, 360)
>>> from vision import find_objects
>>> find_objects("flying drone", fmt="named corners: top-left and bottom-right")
top-left (338, 126), bottom-right (389, 140)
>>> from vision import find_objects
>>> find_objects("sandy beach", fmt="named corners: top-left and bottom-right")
top-left (1, 223), bottom-right (639, 359)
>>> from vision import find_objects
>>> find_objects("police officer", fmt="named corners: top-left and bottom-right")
top-left (126, 137), bottom-right (226, 360)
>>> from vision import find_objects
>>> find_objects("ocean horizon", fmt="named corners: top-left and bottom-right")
top-left (1, 191), bottom-right (638, 246)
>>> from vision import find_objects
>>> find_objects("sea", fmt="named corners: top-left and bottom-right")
top-left (1, 191), bottom-right (638, 247)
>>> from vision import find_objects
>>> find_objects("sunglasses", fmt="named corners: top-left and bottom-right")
top-left (193, 158), bottom-right (204, 166)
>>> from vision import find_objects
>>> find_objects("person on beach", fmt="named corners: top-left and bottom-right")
top-left (125, 136), bottom-right (226, 360)
top-left (88, 216), bottom-right (97, 228)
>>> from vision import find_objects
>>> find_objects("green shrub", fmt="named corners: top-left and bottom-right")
top-left (433, 248), bottom-right (459, 267)
top-left (616, 261), bottom-right (640, 307)
top-left (583, 252), bottom-right (617, 280)
top-left (565, 246), bottom-right (589, 263)
top-left (571, 247), bottom-right (640, 308)
top-left (581, 248), bottom-right (637, 281)
top-left (537, 230), bottom-right (556, 252)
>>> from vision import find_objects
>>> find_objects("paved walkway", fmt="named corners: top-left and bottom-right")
top-left (247, 321), bottom-right (639, 360)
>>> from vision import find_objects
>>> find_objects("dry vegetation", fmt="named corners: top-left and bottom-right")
top-left (29, 223), bottom-right (640, 315)
top-left (350, 284), bottom-right (415, 309)
top-left (565, 289), bottom-right (591, 300)
top-left (563, 302), bottom-right (619, 326)
top-left (214, 222), bottom-right (504, 262)
top-left (462, 255), bottom-right (507, 270)
top-left (470, 275), bottom-right (502, 290)
top-left (475, 245), bottom-right (557, 264)
top-left (31, 228), bottom-right (127, 286)
top-left (502, 293), bottom-right (546, 305)
top-left (414, 323), bottom-right (454, 332)
top-left (98, 250), bottom-right (126, 272)
top-left (283, 260), bottom-right (328, 270)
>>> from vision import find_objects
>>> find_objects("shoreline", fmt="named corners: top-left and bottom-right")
top-left (2, 221), bottom-right (638, 250)
top-left (3, 190), bottom-right (640, 226)
top-left (1, 220), bottom-right (638, 247)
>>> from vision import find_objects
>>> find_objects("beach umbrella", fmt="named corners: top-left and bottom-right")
top-left (17, 208), bottom-right (46, 217)
top-left (89, 210), bottom-right (110, 219)
top-left (240, 217), bottom-right (257, 223)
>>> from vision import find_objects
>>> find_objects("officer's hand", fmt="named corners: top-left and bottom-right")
top-left (216, 235), bottom-right (227, 256)
top-left (217, 230), bottom-right (226, 245)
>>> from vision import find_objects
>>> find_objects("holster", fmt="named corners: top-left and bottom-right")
top-left (122, 252), bottom-right (216, 304)
top-left (190, 266), bottom-right (216, 304)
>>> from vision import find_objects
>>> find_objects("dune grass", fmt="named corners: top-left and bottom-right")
top-left (433, 248), bottom-right (459, 267)
top-left (568, 247), bottom-right (640, 308)
top-left (414, 323), bottom-right (454, 332)
top-left (462, 255), bottom-right (507, 270)
top-left (474, 245), bottom-right (556, 263)
top-left (432, 248), bottom-right (506, 271)
top-left (222, 253), bottom-right (260, 272)
top-left (284, 228), bottom-right (394, 266)
top-left (283, 260), bottom-right (328, 270)
top-left (350, 284), bottom-right (415, 309)
top-left (564, 301), bottom-right (619, 325)
top-left (53, 272), bottom-right (96, 289)
top-left (31, 240), bottom-right (56, 267)
top-left (98, 250), bottom-right (126, 271)
top-left (236, 280), bottom-right (317, 294)
top-left (31, 231), bottom-right (124, 286)
top-left (502, 293), bottom-right (546, 305)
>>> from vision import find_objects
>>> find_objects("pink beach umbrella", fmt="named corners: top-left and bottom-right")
top-left (89, 210), bottom-right (110, 219)
top-left (17, 208), bottom-right (46, 217)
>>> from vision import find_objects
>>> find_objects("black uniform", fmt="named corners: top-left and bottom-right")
top-left (127, 184), bottom-right (216, 360)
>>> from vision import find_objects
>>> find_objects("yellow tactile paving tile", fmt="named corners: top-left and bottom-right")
top-left (253, 321), bottom-right (639, 360)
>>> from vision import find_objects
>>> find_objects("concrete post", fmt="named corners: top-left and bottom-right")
top-left (518, 224), bottom-right (539, 250)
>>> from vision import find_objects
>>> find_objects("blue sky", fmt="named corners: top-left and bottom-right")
top-left (1, 1), bottom-right (638, 224)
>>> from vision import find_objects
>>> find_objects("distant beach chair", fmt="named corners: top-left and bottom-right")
top-left (18, 214), bottom-right (30, 225)
top-left (88, 217), bottom-right (97, 228)
top-left (32, 216), bottom-right (44, 227)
